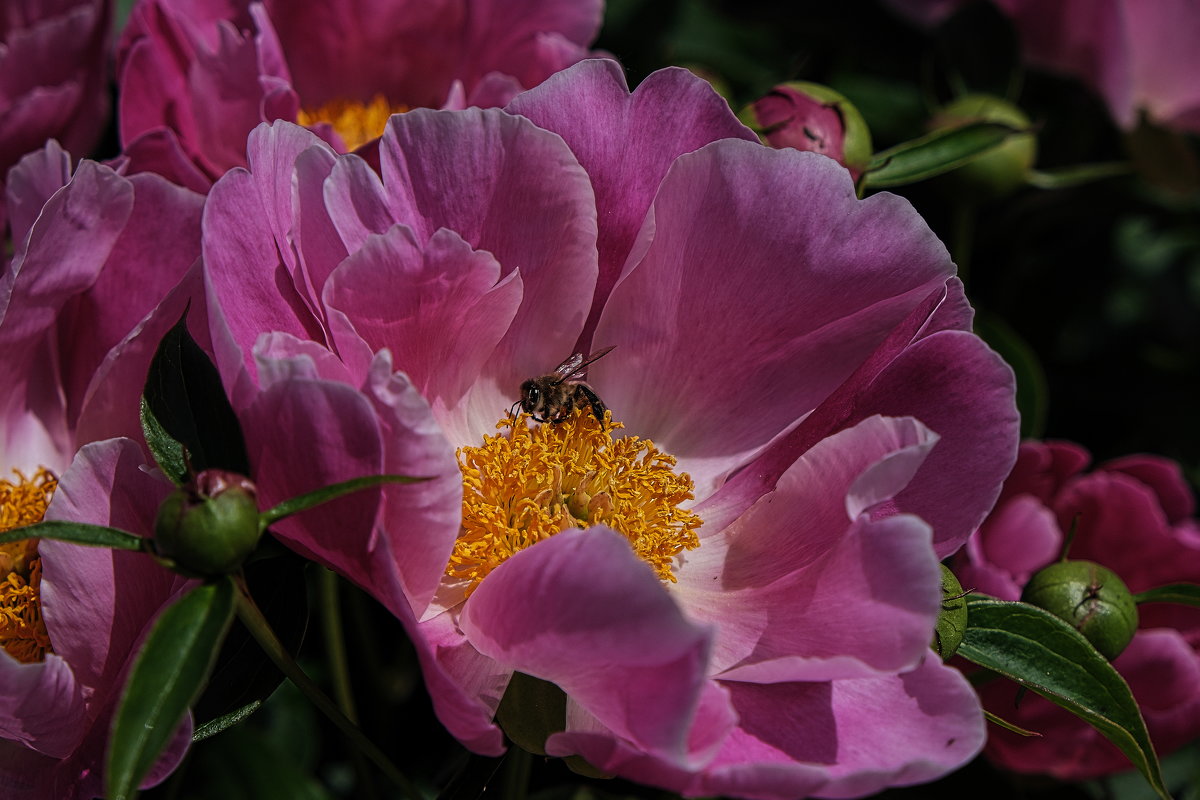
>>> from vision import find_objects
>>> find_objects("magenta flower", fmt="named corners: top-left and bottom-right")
top-left (1, 141), bottom-right (204, 477)
top-left (115, 0), bottom-right (604, 191)
top-left (200, 60), bottom-right (1019, 797)
top-left (0, 0), bottom-right (110, 207)
top-left (0, 440), bottom-right (194, 799)
top-left (955, 440), bottom-right (1200, 779)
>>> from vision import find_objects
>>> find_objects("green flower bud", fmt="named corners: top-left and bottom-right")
top-left (154, 470), bottom-right (261, 577)
top-left (1021, 560), bottom-right (1139, 660)
top-left (933, 564), bottom-right (969, 660)
top-left (931, 93), bottom-right (1036, 199)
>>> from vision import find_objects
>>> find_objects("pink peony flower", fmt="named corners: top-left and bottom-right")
top-left (0, 0), bottom-right (110, 207)
top-left (0, 140), bottom-right (207, 796)
top-left (994, 0), bottom-right (1200, 132)
top-left (0, 440), bottom-right (194, 799)
top-left (115, 0), bottom-right (605, 192)
top-left (955, 440), bottom-right (1200, 779)
top-left (1, 141), bottom-right (204, 477)
top-left (200, 60), bottom-right (1020, 797)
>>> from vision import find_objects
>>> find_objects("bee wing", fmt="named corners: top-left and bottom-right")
top-left (554, 345), bottom-right (615, 381)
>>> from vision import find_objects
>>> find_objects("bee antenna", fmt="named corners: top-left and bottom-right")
top-left (509, 400), bottom-right (521, 418)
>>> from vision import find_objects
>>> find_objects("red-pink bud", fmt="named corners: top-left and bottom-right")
top-left (741, 82), bottom-right (873, 177)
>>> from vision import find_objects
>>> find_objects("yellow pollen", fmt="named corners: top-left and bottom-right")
top-left (1, 468), bottom-right (57, 663)
top-left (296, 94), bottom-right (408, 151)
top-left (448, 407), bottom-right (702, 592)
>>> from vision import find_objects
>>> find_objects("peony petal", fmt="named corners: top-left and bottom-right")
top-left (0, 655), bottom-right (84, 758)
top-left (977, 494), bottom-right (1063, 574)
top-left (1101, 453), bottom-right (1196, 523)
top-left (3, 140), bottom-right (72, 251)
top-left (460, 527), bottom-right (717, 762)
top-left (593, 143), bottom-right (956, 499)
top-left (40, 439), bottom-right (185, 690)
top-left (703, 658), bottom-right (983, 799)
top-left (506, 60), bottom-right (757, 336)
top-left (324, 225), bottom-right (523, 426)
top-left (380, 107), bottom-right (598, 393)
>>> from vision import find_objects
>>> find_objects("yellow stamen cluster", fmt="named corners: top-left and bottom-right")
top-left (1, 468), bottom-right (57, 663)
top-left (448, 408), bottom-right (702, 592)
top-left (296, 94), bottom-right (408, 151)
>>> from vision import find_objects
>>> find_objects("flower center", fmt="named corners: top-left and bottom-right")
top-left (448, 407), bottom-right (702, 593)
top-left (296, 94), bottom-right (408, 151)
top-left (1, 468), bottom-right (57, 664)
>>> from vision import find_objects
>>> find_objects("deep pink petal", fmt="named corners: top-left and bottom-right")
top-left (0, 655), bottom-right (84, 757)
top-left (460, 527), bottom-right (717, 761)
top-left (977, 494), bottom-right (1062, 574)
top-left (506, 60), bottom-right (757, 339)
top-left (593, 143), bottom-right (956, 498)
top-left (3, 140), bottom-right (72, 250)
top-left (1101, 453), bottom-right (1196, 523)
top-left (380, 107), bottom-right (597, 395)
top-left (40, 439), bottom-right (185, 689)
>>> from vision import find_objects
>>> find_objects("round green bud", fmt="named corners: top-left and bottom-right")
top-left (154, 470), bottom-right (261, 577)
top-left (932, 93), bottom-right (1036, 199)
top-left (933, 564), bottom-right (969, 660)
top-left (1021, 560), bottom-right (1139, 660)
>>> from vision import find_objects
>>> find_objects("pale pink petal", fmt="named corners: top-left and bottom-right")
top-left (410, 611), bottom-right (508, 755)
top-left (593, 144), bottom-right (955, 499)
top-left (704, 659), bottom-right (983, 799)
top-left (680, 418), bottom-right (941, 679)
top-left (506, 60), bottom-right (757, 336)
top-left (326, 226), bottom-right (523, 438)
top-left (460, 527), bottom-right (718, 761)
top-left (380, 107), bottom-right (597, 397)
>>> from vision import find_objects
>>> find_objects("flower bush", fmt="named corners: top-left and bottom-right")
top-left (199, 60), bottom-right (1020, 797)
top-left (0, 0), bottom-right (110, 205)
top-left (115, 0), bottom-right (604, 191)
top-left (955, 440), bottom-right (1200, 778)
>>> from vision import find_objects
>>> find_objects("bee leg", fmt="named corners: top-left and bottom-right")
top-left (577, 385), bottom-right (607, 422)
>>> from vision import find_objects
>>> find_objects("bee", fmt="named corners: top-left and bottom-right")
top-left (513, 346), bottom-right (615, 423)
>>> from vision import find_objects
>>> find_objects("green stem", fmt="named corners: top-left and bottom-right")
top-left (501, 747), bottom-right (532, 800)
top-left (320, 568), bottom-right (378, 800)
top-left (232, 575), bottom-right (419, 799)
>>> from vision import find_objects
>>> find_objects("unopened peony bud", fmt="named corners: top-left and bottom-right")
top-left (154, 470), bottom-right (261, 577)
top-left (931, 93), bottom-right (1036, 199)
top-left (1021, 560), bottom-right (1138, 660)
top-left (741, 82), bottom-right (872, 177)
top-left (933, 564), bottom-right (969, 660)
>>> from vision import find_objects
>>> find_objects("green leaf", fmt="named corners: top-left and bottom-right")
top-left (191, 701), bottom-right (262, 742)
top-left (142, 311), bottom-right (250, 478)
top-left (259, 474), bottom-right (429, 527)
top-left (959, 597), bottom-right (1170, 800)
top-left (0, 520), bottom-right (144, 550)
top-left (140, 396), bottom-right (188, 486)
top-left (860, 121), bottom-right (1025, 189)
top-left (1134, 583), bottom-right (1200, 609)
top-left (107, 579), bottom-right (235, 800)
